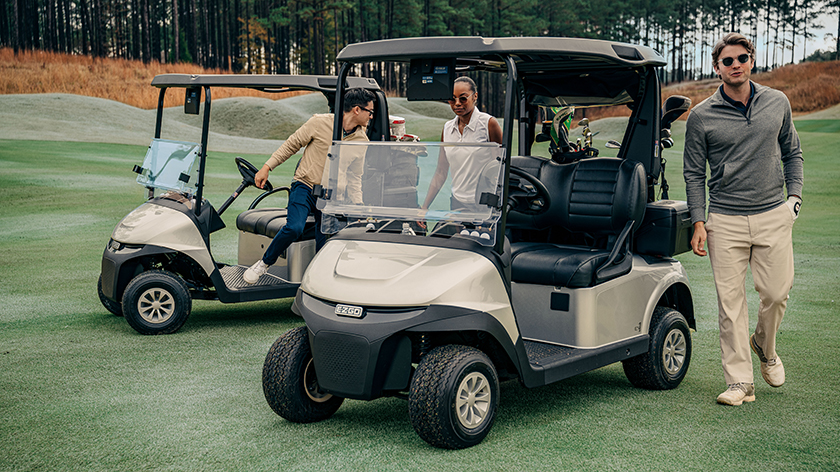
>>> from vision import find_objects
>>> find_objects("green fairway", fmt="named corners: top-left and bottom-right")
top-left (1, 118), bottom-right (839, 470)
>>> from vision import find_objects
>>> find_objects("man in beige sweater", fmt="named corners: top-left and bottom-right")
top-left (244, 88), bottom-right (376, 284)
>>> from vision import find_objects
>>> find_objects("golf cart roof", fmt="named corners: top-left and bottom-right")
top-left (336, 36), bottom-right (666, 72)
top-left (151, 74), bottom-right (380, 93)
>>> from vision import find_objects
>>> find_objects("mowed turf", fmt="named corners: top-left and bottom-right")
top-left (1, 116), bottom-right (839, 471)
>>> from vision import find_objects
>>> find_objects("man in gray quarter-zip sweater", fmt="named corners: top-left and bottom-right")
top-left (683, 33), bottom-right (804, 407)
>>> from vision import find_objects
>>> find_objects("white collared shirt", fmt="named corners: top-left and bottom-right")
top-left (442, 110), bottom-right (495, 204)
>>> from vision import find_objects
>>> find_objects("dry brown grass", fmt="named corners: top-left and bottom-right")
top-left (580, 60), bottom-right (840, 121)
top-left (0, 48), bottom-right (304, 109)
top-left (2, 48), bottom-right (839, 115)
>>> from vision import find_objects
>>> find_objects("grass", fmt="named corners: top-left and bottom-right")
top-left (0, 48), bottom-right (306, 110)
top-left (1, 114), bottom-right (839, 471)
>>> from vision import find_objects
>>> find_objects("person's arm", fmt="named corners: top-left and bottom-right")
top-left (691, 221), bottom-right (707, 257)
top-left (682, 111), bottom-right (709, 257)
top-left (345, 150), bottom-right (365, 204)
top-left (422, 150), bottom-right (450, 210)
top-left (422, 130), bottom-right (450, 210)
top-left (778, 96), bottom-right (804, 200)
top-left (488, 117), bottom-right (503, 145)
top-left (682, 111), bottom-right (709, 226)
top-left (255, 116), bottom-right (317, 189)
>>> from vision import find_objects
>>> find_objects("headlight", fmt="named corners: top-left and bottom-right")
top-left (108, 239), bottom-right (123, 252)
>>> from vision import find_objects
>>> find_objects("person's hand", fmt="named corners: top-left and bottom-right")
top-left (786, 196), bottom-right (802, 221)
top-left (691, 221), bottom-right (707, 257)
top-left (254, 165), bottom-right (270, 189)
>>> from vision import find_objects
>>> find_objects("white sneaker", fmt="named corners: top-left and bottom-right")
top-left (243, 260), bottom-right (269, 284)
top-left (751, 334), bottom-right (785, 387)
top-left (716, 383), bottom-right (756, 406)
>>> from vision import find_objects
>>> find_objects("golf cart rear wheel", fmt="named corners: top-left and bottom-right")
top-left (97, 275), bottom-right (123, 316)
top-left (122, 270), bottom-right (191, 335)
top-left (622, 306), bottom-right (691, 390)
top-left (408, 345), bottom-right (499, 449)
top-left (263, 326), bottom-right (343, 423)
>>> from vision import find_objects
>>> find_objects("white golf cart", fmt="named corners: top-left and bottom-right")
top-left (97, 74), bottom-right (388, 334)
top-left (261, 37), bottom-right (695, 449)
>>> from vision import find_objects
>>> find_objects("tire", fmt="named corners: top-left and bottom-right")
top-left (97, 275), bottom-right (123, 316)
top-left (408, 345), bottom-right (499, 449)
top-left (121, 270), bottom-right (191, 335)
top-left (263, 326), bottom-right (344, 423)
top-left (623, 306), bottom-right (692, 390)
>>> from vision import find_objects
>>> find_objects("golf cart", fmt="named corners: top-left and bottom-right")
top-left (98, 74), bottom-right (387, 334)
top-left (262, 37), bottom-right (695, 449)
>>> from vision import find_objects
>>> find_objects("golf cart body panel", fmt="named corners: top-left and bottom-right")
top-left (512, 255), bottom-right (691, 348)
top-left (112, 200), bottom-right (215, 274)
top-left (301, 238), bottom-right (518, 341)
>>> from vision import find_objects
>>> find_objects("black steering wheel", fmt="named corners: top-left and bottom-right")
top-left (235, 156), bottom-right (272, 192)
top-left (508, 167), bottom-right (551, 216)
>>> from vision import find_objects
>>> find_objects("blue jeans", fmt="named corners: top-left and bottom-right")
top-left (262, 181), bottom-right (326, 265)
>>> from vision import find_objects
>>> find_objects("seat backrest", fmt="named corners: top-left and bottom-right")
top-left (559, 158), bottom-right (646, 235)
top-left (507, 156), bottom-right (575, 231)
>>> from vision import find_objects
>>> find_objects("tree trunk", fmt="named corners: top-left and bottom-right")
top-left (173, 0), bottom-right (180, 62)
top-left (12, 0), bottom-right (20, 55)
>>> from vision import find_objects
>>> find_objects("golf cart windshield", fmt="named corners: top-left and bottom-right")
top-left (135, 138), bottom-right (201, 194)
top-left (320, 141), bottom-right (505, 246)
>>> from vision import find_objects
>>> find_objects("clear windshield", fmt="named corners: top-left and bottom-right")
top-left (135, 139), bottom-right (201, 194)
top-left (320, 141), bottom-right (505, 246)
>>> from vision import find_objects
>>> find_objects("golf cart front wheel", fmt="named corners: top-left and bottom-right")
top-left (97, 275), bottom-right (123, 316)
top-left (263, 326), bottom-right (344, 423)
top-left (122, 270), bottom-right (191, 335)
top-left (622, 306), bottom-right (692, 390)
top-left (408, 345), bottom-right (499, 449)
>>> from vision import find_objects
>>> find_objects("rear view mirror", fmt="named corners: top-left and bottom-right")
top-left (184, 87), bottom-right (201, 115)
top-left (406, 58), bottom-right (455, 101)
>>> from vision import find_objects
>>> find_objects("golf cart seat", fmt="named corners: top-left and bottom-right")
top-left (236, 208), bottom-right (317, 240)
top-left (510, 158), bottom-right (646, 288)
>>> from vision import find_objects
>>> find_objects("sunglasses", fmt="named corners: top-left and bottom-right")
top-left (359, 106), bottom-right (375, 117)
top-left (720, 54), bottom-right (751, 67)
top-left (447, 92), bottom-right (475, 105)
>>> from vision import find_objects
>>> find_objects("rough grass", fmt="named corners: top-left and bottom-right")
top-left (4, 46), bottom-right (839, 124)
top-left (0, 103), bottom-right (839, 470)
top-left (0, 47), bottom-right (306, 109)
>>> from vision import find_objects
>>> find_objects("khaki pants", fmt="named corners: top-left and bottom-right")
top-left (706, 203), bottom-right (795, 385)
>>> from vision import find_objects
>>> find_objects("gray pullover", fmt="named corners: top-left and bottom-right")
top-left (683, 82), bottom-right (804, 224)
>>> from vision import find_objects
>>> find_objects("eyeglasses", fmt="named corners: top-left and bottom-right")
top-left (359, 106), bottom-right (375, 117)
top-left (720, 54), bottom-right (751, 67)
top-left (447, 92), bottom-right (475, 105)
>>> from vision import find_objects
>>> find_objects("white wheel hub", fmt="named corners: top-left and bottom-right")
top-left (456, 372), bottom-right (491, 429)
top-left (662, 328), bottom-right (687, 375)
top-left (137, 287), bottom-right (175, 324)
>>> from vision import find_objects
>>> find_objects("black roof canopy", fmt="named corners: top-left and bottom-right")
top-left (336, 36), bottom-right (666, 71)
top-left (151, 74), bottom-right (380, 93)
top-left (337, 36), bottom-right (665, 107)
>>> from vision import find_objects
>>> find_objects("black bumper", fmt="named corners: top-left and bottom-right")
top-left (295, 290), bottom-right (520, 401)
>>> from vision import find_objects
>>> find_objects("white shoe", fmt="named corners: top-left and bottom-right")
top-left (716, 383), bottom-right (756, 406)
top-left (751, 334), bottom-right (785, 387)
top-left (243, 260), bottom-right (269, 284)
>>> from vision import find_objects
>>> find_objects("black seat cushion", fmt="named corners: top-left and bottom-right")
top-left (235, 208), bottom-right (316, 239)
top-left (510, 242), bottom-right (617, 288)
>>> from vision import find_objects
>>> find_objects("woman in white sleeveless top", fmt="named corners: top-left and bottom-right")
top-left (422, 77), bottom-right (503, 212)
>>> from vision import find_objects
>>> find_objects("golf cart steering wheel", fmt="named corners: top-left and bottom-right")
top-left (235, 156), bottom-right (273, 192)
top-left (508, 167), bottom-right (551, 216)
